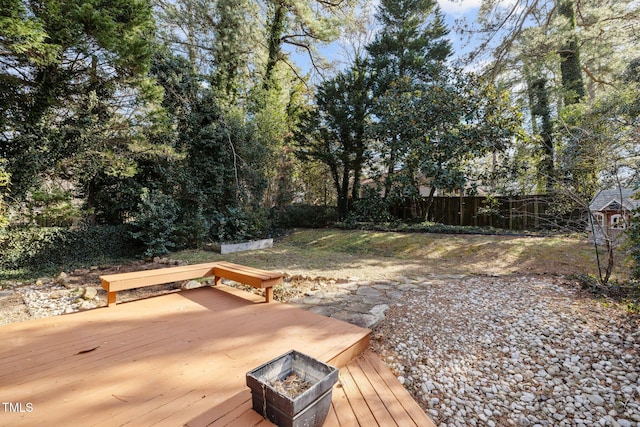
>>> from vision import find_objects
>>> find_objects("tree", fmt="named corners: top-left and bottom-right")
top-left (0, 162), bottom-right (9, 228)
top-left (461, 0), bottom-right (640, 196)
top-left (210, 0), bottom-right (254, 101)
top-left (546, 59), bottom-right (639, 285)
top-left (262, 0), bottom-right (353, 85)
top-left (153, 0), bottom-right (354, 211)
top-left (149, 48), bottom-right (268, 230)
top-left (1, 0), bottom-right (157, 203)
top-left (153, 0), bottom-right (257, 103)
top-left (557, 0), bottom-right (585, 105)
top-left (366, 0), bottom-right (452, 200)
top-left (374, 70), bottom-right (523, 217)
top-left (295, 58), bottom-right (371, 219)
top-left (529, 76), bottom-right (555, 192)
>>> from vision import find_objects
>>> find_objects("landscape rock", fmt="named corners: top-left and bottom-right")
top-left (78, 300), bottom-right (96, 311)
top-left (371, 276), bottom-right (640, 427)
top-left (181, 280), bottom-right (203, 290)
top-left (56, 272), bottom-right (70, 285)
top-left (82, 287), bottom-right (98, 300)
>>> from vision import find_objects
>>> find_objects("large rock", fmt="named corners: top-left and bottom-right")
top-left (181, 280), bottom-right (203, 290)
top-left (78, 300), bottom-right (96, 311)
top-left (82, 287), bottom-right (98, 300)
top-left (56, 272), bottom-right (71, 287)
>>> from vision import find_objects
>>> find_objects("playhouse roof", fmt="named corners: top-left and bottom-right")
top-left (589, 188), bottom-right (639, 212)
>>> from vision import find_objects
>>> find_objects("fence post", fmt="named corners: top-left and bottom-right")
top-left (509, 198), bottom-right (513, 230)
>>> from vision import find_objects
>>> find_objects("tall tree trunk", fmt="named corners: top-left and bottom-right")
top-left (530, 78), bottom-right (555, 193)
top-left (264, 3), bottom-right (285, 88)
top-left (558, 0), bottom-right (585, 106)
top-left (335, 168), bottom-right (350, 220)
top-left (558, 0), bottom-right (595, 197)
top-left (186, 5), bottom-right (198, 74)
top-left (351, 151), bottom-right (363, 202)
top-left (424, 185), bottom-right (437, 221)
top-left (383, 139), bottom-right (397, 199)
top-left (328, 160), bottom-right (348, 220)
top-left (524, 65), bottom-right (539, 135)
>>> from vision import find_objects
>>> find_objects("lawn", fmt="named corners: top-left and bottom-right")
top-left (169, 229), bottom-right (625, 282)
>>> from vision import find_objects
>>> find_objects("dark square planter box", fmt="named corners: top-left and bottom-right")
top-left (246, 350), bottom-right (339, 427)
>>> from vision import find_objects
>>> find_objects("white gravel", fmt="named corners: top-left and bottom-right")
top-left (15, 283), bottom-right (99, 317)
top-left (372, 276), bottom-right (640, 427)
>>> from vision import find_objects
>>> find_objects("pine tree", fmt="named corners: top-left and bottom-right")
top-left (366, 0), bottom-right (451, 200)
top-left (1, 0), bottom-right (157, 199)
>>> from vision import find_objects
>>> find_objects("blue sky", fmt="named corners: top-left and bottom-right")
top-left (438, 0), bottom-right (483, 63)
top-left (437, 0), bottom-right (482, 20)
top-left (291, 0), bottom-right (484, 79)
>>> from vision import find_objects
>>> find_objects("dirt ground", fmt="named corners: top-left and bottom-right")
top-left (0, 230), bottom-right (629, 325)
top-left (0, 253), bottom-right (588, 325)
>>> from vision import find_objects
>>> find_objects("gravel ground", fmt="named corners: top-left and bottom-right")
top-left (371, 275), bottom-right (640, 427)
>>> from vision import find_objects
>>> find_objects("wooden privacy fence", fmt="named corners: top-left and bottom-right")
top-left (389, 195), bottom-right (585, 231)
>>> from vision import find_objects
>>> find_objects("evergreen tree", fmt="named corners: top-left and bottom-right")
top-left (1, 0), bottom-right (157, 202)
top-left (366, 0), bottom-right (451, 200)
top-left (295, 58), bottom-right (371, 219)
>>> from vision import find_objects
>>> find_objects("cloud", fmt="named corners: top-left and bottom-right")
top-left (437, 0), bottom-right (482, 16)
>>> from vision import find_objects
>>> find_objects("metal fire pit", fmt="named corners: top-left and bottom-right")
top-left (246, 350), bottom-right (338, 427)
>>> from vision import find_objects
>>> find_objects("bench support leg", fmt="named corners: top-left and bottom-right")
top-left (214, 276), bottom-right (222, 286)
top-left (265, 287), bottom-right (273, 303)
top-left (107, 291), bottom-right (117, 307)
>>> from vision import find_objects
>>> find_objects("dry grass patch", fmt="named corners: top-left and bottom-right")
top-left (170, 229), bottom-right (623, 282)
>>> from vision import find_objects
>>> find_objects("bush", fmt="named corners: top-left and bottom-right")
top-left (270, 205), bottom-right (338, 230)
top-left (130, 189), bottom-right (179, 257)
top-left (0, 225), bottom-right (139, 274)
top-left (26, 189), bottom-right (88, 227)
top-left (346, 191), bottom-right (396, 224)
top-left (174, 206), bottom-right (210, 250)
top-left (337, 220), bottom-right (542, 236)
top-left (210, 207), bottom-right (271, 242)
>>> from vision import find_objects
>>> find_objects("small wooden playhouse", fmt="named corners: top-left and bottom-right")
top-left (588, 188), bottom-right (639, 243)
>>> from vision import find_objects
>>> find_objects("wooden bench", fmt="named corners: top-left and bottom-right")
top-left (100, 261), bottom-right (283, 307)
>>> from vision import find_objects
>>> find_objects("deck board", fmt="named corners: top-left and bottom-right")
top-left (210, 350), bottom-right (434, 427)
top-left (362, 351), bottom-right (436, 426)
top-left (345, 360), bottom-right (397, 426)
top-left (1, 285), bottom-right (433, 426)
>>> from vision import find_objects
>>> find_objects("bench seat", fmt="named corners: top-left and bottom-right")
top-left (100, 261), bottom-right (282, 306)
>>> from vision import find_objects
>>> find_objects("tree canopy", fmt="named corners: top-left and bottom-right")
top-left (0, 0), bottom-right (638, 257)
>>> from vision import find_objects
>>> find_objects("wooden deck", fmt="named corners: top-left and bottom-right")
top-left (0, 284), bottom-right (433, 426)
top-left (198, 350), bottom-right (436, 427)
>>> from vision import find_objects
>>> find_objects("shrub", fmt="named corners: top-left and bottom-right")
top-left (270, 205), bottom-right (338, 230)
top-left (0, 225), bottom-right (139, 274)
top-left (210, 207), bottom-right (270, 242)
top-left (174, 206), bottom-right (210, 249)
top-left (130, 189), bottom-right (179, 257)
top-left (27, 189), bottom-right (87, 227)
top-left (346, 190), bottom-right (396, 224)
